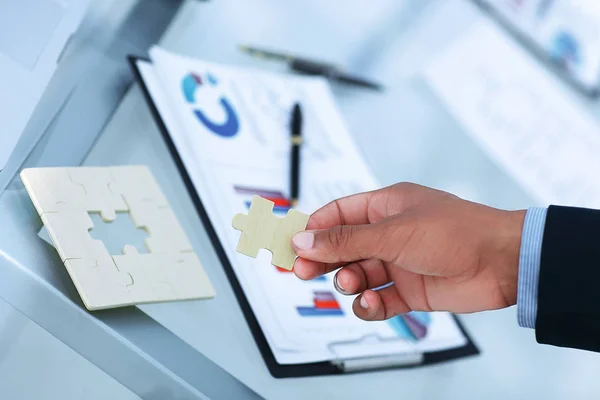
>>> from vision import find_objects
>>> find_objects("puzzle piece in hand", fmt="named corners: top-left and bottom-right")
top-left (20, 166), bottom-right (215, 311)
top-left (232, 195), bottom-right (309, 270)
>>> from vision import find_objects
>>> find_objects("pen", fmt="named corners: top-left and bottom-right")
top-left (239, 45), bottom-right (383, 91)
top-left (239, 44), bottom-right (296, 62)
top-left (290, 103), bottom-right (302, 207)
top-left (289, 58), bottom-right (383, 91)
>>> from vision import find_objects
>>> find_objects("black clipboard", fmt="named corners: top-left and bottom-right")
top-left (128, 55), bottom-right (479, 378)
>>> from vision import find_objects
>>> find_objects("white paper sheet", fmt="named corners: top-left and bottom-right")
top-left (424, 20), bottom-right (600, 209)
top-left (138, 47), bottom-right (467, 365)
top-left (478, 0), bottom-right (600, 90)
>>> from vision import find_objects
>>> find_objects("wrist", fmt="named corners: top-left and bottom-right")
top-left (488, 209), bottom-right (527, 307)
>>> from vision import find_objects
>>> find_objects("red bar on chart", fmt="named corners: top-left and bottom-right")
top-left (297, 291), bottom-right (344, 317)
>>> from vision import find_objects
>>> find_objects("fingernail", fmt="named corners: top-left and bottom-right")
top-left (292, 231), bottom-right (314, 250)
top-left (360, 295), bottom-right (369, 309)
top-left (334, 273), bottom-right (349, 295)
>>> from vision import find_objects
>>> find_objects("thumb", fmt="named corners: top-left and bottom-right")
top-left (292, 223), bottom-right (387, 264)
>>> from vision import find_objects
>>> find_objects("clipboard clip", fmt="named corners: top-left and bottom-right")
top-left (326, 333), bottom-right (424, 373)
top-left (332, 353), bottom-right (424, 373)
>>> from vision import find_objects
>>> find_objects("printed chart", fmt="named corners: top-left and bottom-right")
top-left (296, 291), bottom-right (345, 317)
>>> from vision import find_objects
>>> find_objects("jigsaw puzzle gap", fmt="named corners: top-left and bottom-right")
top-left (88, 211), bottom-right (149, 255)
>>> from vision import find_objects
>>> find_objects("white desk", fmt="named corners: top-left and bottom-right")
top-left (2, 0), bottom-right (600, 399)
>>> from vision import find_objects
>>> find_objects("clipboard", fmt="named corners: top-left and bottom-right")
top-left (128, 54), bottom-right (479, 378)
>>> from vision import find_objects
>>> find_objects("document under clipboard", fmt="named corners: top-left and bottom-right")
top-left (127, 49), bottom-right (479, 378)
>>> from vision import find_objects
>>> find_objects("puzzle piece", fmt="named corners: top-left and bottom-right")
top-left (232, 195), bottom-right (309, 270)
top-left (20, 168), bottom-right (86, 215)
top-left (20, 165), bottom-right (216, 311)
top-left (68, 167), bottom-right (128, 222)
top-left (112, 245), bottom-right (215, 304)
top-left (108, 166), bottom-right (188, 252)
top-left (64, 257), bottom-right (134, 311)
top-left (127, 201), bottom-right (193, 254)
top-left (41, 206), bottom-right (98, 262)
top-left (109, 166), bottom-right (169, 209)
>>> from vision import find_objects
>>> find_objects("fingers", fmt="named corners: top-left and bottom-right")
top-left (292, 183), bottom-right (444, 281)
top-left (307, 182), bottom-right (447, 229)
top-left (306, 191), bottom-right (375, 231)
top-left (293, 257), bottom-right (345, 281)
top-left (294, 185), bottom-right (427, 265)
top-left (293, 222), bottom-right (393, 264)
top-left (333, 259), bottom-right (390, 295)
top-left (352, 286), bottom-right (412, 321)
top-left (306, 182), bottom-right (446, 231)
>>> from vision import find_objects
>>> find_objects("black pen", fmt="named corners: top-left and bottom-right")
top-left (239, 45), bottom-right (383, 91)
top-left (290, 103), bottom-right (302, 207)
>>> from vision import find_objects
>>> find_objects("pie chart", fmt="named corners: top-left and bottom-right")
top-left (181, 71), bottom-right (240, 138)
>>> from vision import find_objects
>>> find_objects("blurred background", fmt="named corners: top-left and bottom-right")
top-left (2, 0), bottom-right (600, 399)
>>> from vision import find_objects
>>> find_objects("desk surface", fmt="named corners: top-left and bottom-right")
top-left (2, 0), bottom-right (600, 399)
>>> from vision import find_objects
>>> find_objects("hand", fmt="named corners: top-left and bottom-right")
top-left (291, 183), bottom-right (526, 321)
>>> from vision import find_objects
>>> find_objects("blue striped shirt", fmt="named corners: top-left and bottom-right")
top-left (517, 207), bottom-right (548, 328)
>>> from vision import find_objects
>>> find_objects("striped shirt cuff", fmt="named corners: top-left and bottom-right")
top-left (517, 207), bottom-right (548, 329)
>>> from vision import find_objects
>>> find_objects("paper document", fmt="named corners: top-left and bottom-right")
top-left (138, 47), bottom-right (467, 365)
top-left (424, 20), bottom-right (600, 209)
top-left (478, 0), bottom-right (600, 91)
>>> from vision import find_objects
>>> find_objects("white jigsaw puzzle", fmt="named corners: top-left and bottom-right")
top-left (20, 165), bottom-right (215, 311)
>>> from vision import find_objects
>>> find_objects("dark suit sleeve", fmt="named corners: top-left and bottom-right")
top-left (536, 205), bottom-right (600, 352)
